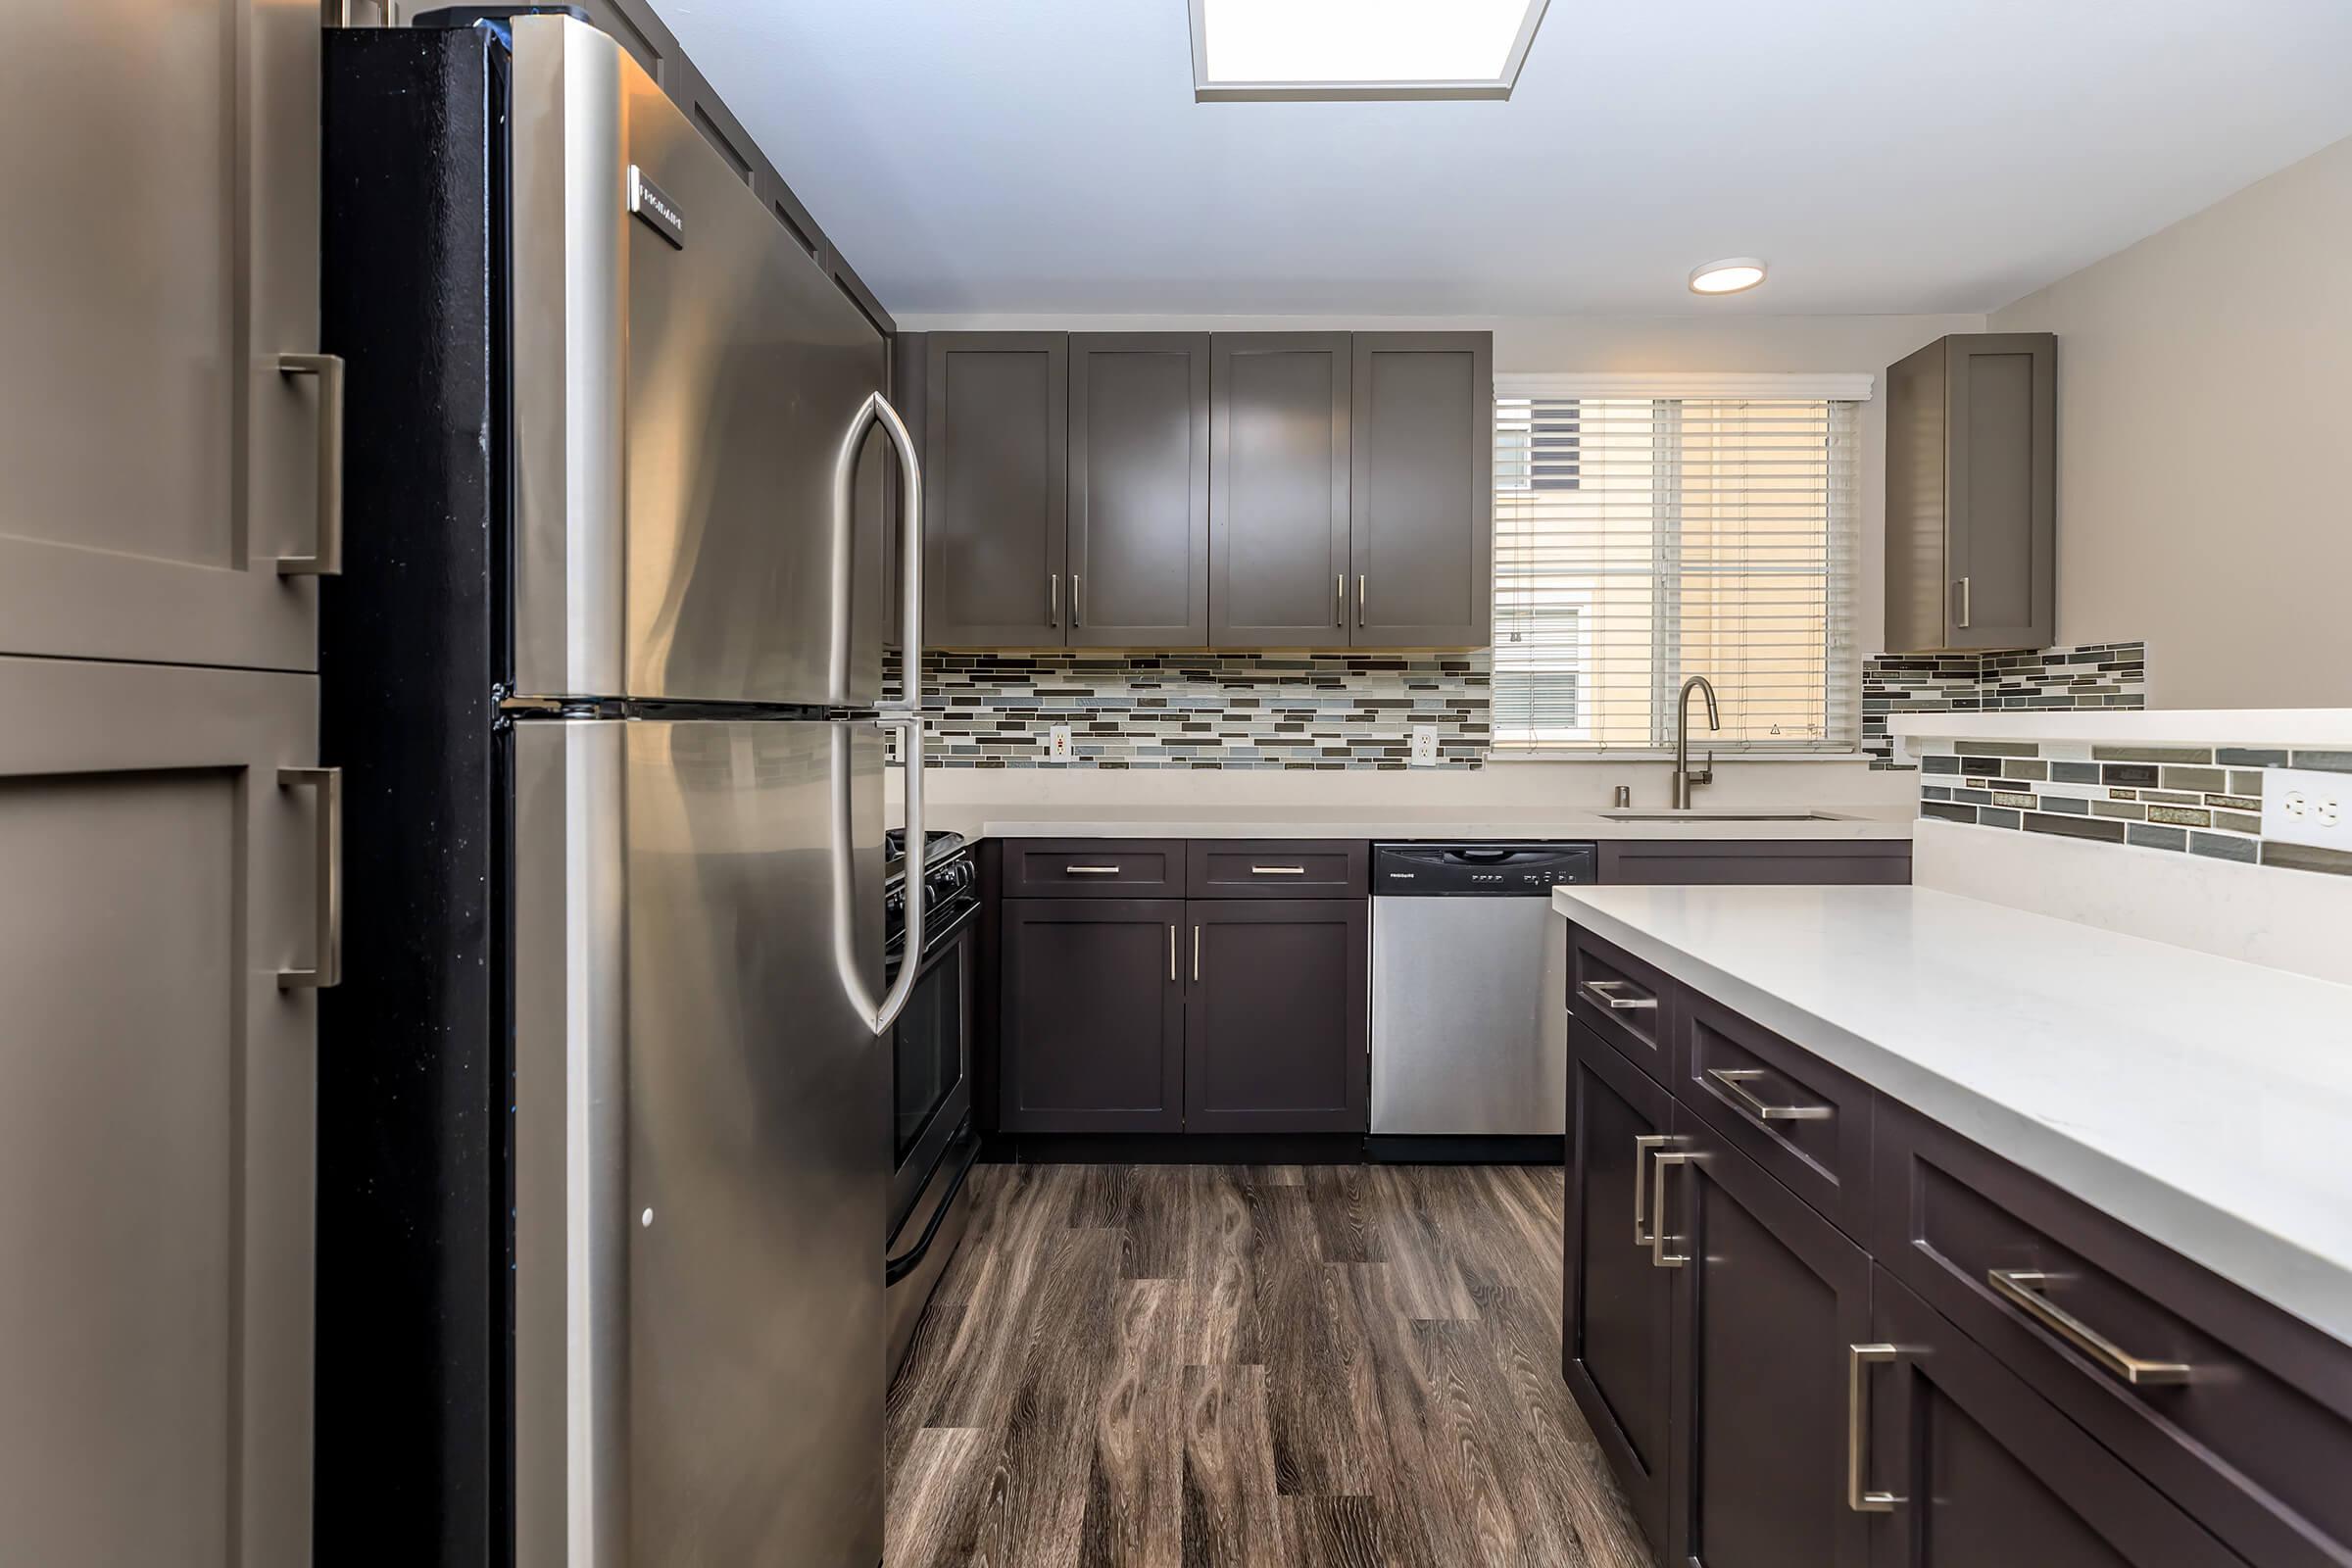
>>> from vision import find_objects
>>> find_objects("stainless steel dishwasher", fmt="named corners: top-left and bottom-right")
top-left (1369, 842), bottom-right (1597, 1137)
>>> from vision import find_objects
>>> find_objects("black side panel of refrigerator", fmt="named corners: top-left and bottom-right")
top-left (318, 29), bottom-right (512, 1568)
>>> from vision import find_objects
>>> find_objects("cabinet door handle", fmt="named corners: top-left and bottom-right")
top-left (1250, 864), bottom-right (1305, 875)
top-left (1356, 574), bottom-right (1366, 628)
top-left (1072, 573), bottom-right (1082, 628)
top-left (1954, 575), bottom-right (1973, 630)
top-left (1986, 1269), bottom-right (2192, 1386)
top-left (1336, 573), bottom-right (1345, 628)
top-left (276, 353), bottom-right (346, 575)
top-left (1846, 1344), bottom-right (1902, 1512)
top-left (1063, 864), bottom-right (1121, 875)
top-left (278, 766), bottom-right (342, 988)
top-left (1580, 978), bottom-right (1658, 1012)
top-left (1049, 571), bottom-right (1060, 628)
top-left (1705, 1066), bottom-right (1834, 1122)
top-left (1169, 924), bottom-right (1177, 982)
top-left (1632, 1134), bottom-right (1673, 1247)
top-left (1192, 924), bottom-right (1200, 983)
top-left (1648, 1151), bottom-right (1690, 1267)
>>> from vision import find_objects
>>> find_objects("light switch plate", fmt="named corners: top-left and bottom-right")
top-left (1048, 724), bottom-right (1074, 761)
top-left (2261, 766), bottom-right (2347, 850)
top-left (1409, 725), bottom-right (1439, 766)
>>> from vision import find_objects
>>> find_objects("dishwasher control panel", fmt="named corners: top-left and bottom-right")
top-left (1371, 842), bottom-right (1598, 896)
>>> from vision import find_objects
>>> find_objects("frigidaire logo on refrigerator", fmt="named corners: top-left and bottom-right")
top-left (627, 164), bottom-right (685, 247)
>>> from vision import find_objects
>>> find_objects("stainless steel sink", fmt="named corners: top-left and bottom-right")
top-left (1593, 809), bottom-right (1859, 822)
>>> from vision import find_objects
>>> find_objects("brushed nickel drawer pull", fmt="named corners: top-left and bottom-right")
top-left (1192, 924), bottom-right (1200, 983)
top-left (1986, 1269), bottom-right (2192, 1386)
top-left (1336, 572), bottom-right (1345, 628)
top-left (1169, 924), bottom-right (1177, 982)
top-left (1648, 1152), bottom-right (1690, 1268)
top-left (1706, 1066), bottom-right (1834, 1123)
top-left (1049, 571), bottom-right (1060, 628)
top-left (1633, 1135), bottom-right (1673, 1247)
top-left (1581, 978), bottom-right (1658, 1012)
top-left (1063, 864), bottom-right (1121, 875)
top-left (1250, 864), bottom-right (1306, 875)
top-left (1847, 1344), bottom-right (1902, 1512)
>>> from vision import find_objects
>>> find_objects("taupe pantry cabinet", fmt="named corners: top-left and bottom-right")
top-left (892, 330), bottom-right (1494, 650)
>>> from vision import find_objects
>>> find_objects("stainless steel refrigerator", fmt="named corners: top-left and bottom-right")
top-left (318, 15), bottom-right (925, 1565)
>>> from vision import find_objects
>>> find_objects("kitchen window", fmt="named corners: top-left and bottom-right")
top-left (1492, 374), bottom-right (1865, 756)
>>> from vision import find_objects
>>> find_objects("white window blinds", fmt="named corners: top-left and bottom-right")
top-left (1492, 389), bottom-right (1860, 755)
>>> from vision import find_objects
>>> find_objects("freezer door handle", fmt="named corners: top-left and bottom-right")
top-left (831, 390), bottom-right (927, 1035)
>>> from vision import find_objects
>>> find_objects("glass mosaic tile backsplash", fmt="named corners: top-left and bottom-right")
top-left (891, 651), bottom-right (1491, 769)
top-left (1863, 642), bottom-right (2147, 768)
top-left (1912, 735), bottom-right (2352, 878)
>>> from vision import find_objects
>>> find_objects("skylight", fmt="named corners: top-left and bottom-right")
top-left (1188, 0), bottom-right (1551, 102)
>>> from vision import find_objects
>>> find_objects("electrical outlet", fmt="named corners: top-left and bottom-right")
top-left (1409, 725), bottom-right (1440, 766)
top-left (1048, 724), bottom-right (1074, 761)
top-left (2262, 766), bottom-right (2348, 850)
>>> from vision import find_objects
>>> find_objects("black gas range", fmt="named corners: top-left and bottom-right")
top-left (882, 827), bottom-right (982, 1380)
top-left (884, 829), bottom-right (976, 968)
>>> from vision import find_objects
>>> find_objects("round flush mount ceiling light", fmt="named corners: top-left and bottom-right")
top-left (1689, 258), bottom-right (1768, 295)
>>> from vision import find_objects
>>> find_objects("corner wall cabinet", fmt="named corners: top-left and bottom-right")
top-left (1884, 332), bottom-right (2056, 654)
top-left (899, 330), bottom-right (1494, 651)
top-left (1561, 922), bottom-right (2350, 1568)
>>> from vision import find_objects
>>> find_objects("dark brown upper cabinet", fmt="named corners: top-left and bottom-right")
top-left (1348, 332), bottom-right (1494, 648)
top-left (1068, 335), bottom-right (1209, 646)
top-left (1182, 899), bottom-right (1366, 1134)
top-left (923, 333), bottom-right (1068, 647)
top-left (1208, 334), bottom-right (1353, 646)
top-left (1885, 332), bottom-right (2055, 654)
top-left (918, 329), bottom-right (1494, 651)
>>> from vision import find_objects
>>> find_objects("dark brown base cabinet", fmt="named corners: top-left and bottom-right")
top-left (1561, 924), bottom-right (2349, 1568)
top-left (1666, 1105), bottom-right (1872, 1568)
top-left (1000, 897), bottom-right (1184, 1132)
top-left (1185, 900), bottom-right (1366, 1133)
top-left (1866, 1270), bottom-right (2244, 1567)
top-left (1564, 1019), bottom-right (1677, 1556)
top-left (1000, 842), bottom-right (1368, 1136)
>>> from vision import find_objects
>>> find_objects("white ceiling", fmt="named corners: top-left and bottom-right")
top-left (661, 0), bottom-right (2352, 318)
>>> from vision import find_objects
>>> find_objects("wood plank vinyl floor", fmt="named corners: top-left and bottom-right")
top-left (885, 1163), bottom-right (1648, 1568)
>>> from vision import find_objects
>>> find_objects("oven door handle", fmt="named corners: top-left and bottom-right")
top-left (886, 1134), bottom-right (984, 1286)
top-left (919, 894), bottom-right (983, 954)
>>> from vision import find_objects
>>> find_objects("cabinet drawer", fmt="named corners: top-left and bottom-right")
top-left (1566, 926), bottom-right (1674, 1084)
top-left (1867, 1267), bottom-right (2249, 1568)
top-left (1677, 992), bottom-right (1872, 1240)
top-left (1873, 1097), bottom-right (2352, 1568)
top-left (1188, 839), bottom-right (1365, 899)
top-left (1004, 839), bottom-right (1184, 898)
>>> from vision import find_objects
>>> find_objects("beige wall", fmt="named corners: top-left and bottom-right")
top-left (1990, 134), bottom-right (2352, 708)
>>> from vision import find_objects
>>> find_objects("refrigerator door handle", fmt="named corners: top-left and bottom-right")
top-left (830, 390), bottom-right (926, 1035)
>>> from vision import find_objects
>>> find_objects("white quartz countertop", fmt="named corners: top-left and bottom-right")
top-left (962, 803), bottom-right (1913, 841)
top-left (1550, 883), bottom-right (2352, 1345)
